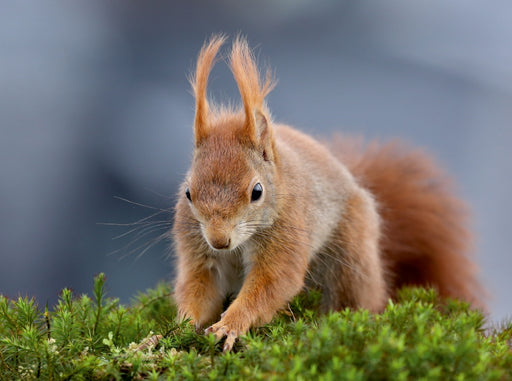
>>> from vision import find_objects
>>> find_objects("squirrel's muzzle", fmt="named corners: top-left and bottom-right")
top-left (203, 220), bottom-right (233, 250)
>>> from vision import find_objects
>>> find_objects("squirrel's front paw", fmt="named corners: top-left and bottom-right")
top-left (205, 319), bottom-right (244, 352)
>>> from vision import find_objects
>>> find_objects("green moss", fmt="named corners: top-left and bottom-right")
top-left (0, 274), bottom-right (510, 380)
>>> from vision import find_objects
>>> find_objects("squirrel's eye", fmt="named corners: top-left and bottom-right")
top-left (185, 187), bottom-right (191, 201)
top-left (251, 183), bottom-right (263, 202)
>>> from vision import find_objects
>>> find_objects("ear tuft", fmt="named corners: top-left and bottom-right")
top-left (229, 36), bottom-right (276, 114)
top-left (190, 34), bottom-right (227, 146)
top-left (230, 36), bottom-right (276, 145)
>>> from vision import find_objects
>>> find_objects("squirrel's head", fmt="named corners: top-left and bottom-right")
top-left (184, 35), bottom-right (278, 252)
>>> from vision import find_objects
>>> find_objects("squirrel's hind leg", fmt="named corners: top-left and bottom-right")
top-left (308, 189), bottom-right (388, 313)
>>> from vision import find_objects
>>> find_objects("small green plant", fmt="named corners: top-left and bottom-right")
top-left (0, 274), bottom-right (510, 380)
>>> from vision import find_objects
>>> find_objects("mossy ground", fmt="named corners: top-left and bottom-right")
top-left (1, 274), bottom-right (511, 380)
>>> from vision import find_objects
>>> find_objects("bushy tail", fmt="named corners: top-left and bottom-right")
top-left (330, 136), bottom-right (486, 310)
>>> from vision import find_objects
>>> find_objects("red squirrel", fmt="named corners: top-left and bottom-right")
top-left (172, 35), bottom-right (485, 351)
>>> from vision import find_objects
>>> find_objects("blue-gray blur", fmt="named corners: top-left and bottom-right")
top-left (1, 1), bottom-right (510, 321)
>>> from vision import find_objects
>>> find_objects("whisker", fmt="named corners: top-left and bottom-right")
top-left (100, 196), bottom-right (175, 260)
top-left (98, 210), bottom-right (169, 227)
top-left (112, 221), bottom-right (172, 240)
top-left (144, 187), bottom-right (175, 201)
top-left (135, 232), bottom-right (170, 259)
top-left (113, 196), bottom-right (171, 212)
top-left (114, 231), bottom-right (171, 261)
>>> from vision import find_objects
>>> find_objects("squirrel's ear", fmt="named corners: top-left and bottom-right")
top-left (253, 109), bottom-right (270, 142)
top-left (250, 108), bottom-right (274, 160)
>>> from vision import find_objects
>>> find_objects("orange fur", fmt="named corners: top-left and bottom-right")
top-left (229, 35), bottom-right (275, 143)
top-left (190, 34), bottom-right (227, 144)
top-left (172, 35), bottom-right (485, 352)
top-left (330, 138), bottom-right (485, 308)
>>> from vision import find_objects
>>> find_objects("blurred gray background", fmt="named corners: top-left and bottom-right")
top-left (1, 1), bottom-right (511, 321)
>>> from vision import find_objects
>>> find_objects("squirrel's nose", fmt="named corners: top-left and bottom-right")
top-left (208, 236), bottom-right (231, 250)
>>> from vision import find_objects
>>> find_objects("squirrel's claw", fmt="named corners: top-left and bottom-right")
top-left (205, 322), bottom-right (240, 352)
top-left (223, 330), bottom-right (238, 352)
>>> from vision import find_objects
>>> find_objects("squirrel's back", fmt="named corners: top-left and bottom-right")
top-left (330, 137), bottom-right (485, 308)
